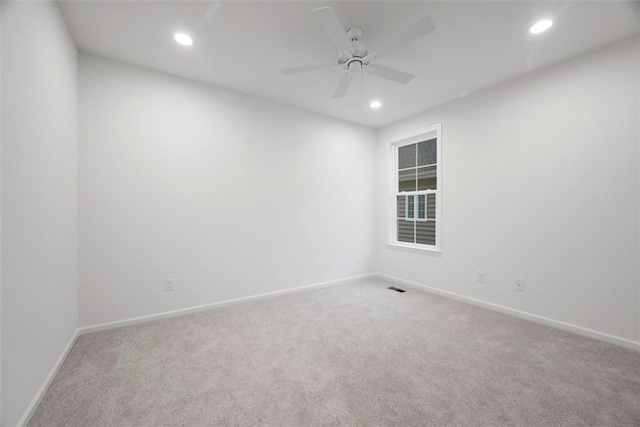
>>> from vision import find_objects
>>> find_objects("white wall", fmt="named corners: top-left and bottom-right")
top-left (79, 53), bottom-right (376, 327)
top-left (0, 2), bottom-right (3, 422)
top-left (1, 2), bottom-right (78, 426)
top-left (375, 36), bottom-right (640, 342)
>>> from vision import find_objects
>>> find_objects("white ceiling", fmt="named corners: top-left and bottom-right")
top-left (59, 1), bottom-right (640, 128)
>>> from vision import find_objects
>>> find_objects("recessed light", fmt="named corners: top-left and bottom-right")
top-left (370, 100), bottom-right (382, 109)
top-left (174, 33), bottom-right (193, 46)
top-left (529, 19), bottom-right (553, 34)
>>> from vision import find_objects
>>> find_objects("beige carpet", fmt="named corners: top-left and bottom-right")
top-left (29, 278), bottom-right (640, 426)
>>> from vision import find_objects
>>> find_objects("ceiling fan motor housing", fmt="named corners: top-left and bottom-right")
top-left (346, 27), bottom-right (368, 58)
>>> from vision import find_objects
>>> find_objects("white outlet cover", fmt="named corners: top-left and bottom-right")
top-left (477, 271), bottom-right (485, 283)
top-left (165, 279), bottom-right (174, 292)
top-left (515, 279), bottom-right (525, 292)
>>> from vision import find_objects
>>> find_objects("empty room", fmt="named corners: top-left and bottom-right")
top-left (1, 0), bottom-right (640, 425)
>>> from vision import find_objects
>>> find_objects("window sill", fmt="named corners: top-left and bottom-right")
top-left (386, 243), bottom-right (442, 256)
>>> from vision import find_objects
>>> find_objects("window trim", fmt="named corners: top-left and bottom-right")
top-left (388, 124), bottom-right (442, 253)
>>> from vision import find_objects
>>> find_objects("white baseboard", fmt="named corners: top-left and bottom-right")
top-left (17, 329), bottom-right (80, 427)
top-left (78, 273), bottom-right (376, 335)
top-left (374, 273), bottom-right (640, 352)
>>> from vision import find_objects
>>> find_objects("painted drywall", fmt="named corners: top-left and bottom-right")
top-left (0, 2), bottom-right (3, 422)
top-left (1, 2), bottom-right (78, 426)
top-left (79, 53), bottom-right (376, 327)
top-left (375, 36), bottom-right (640, 342)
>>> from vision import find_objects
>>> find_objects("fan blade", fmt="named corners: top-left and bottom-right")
top-left (368, 16), bottom-right (435, 59)
top-left (281, 64), bottom-right (336, 75)
top-left (333, 73), bottom-right (355, 98)
top-left (313, 7), bottom-right (352, 55)
top-left (367, 64), bottom-right (415, 84)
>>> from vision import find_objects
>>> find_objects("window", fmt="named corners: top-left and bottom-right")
top-left (390, 125), bottom-right (441, 251)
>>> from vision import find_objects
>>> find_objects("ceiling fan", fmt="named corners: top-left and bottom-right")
top-left (281, 7), bottom-right (436, 99)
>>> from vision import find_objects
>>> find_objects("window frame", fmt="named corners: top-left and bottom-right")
top-left (388, 124), bottom-right (442, 253)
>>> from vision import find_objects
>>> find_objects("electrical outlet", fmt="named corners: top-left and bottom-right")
top-left (165, 279), bottom-right (174, 292)
top-left (515, 279), bottom-right (525, 292)
top-left (355, 255), bottom-right (361, 264)
top-left (477, 271), bottom-right (486, 283)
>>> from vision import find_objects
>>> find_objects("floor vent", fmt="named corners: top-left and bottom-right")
top-left (388, 286), bottom-right (406, 293)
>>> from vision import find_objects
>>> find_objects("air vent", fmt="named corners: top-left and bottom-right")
top-left (388, 286), bottom-right (406, 293)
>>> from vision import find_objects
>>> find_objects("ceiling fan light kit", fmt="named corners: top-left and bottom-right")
top-left (281, 7), bottom-right (436, 99)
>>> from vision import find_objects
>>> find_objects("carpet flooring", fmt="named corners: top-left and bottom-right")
top-left (29, 278), bottom-right (640, 426)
